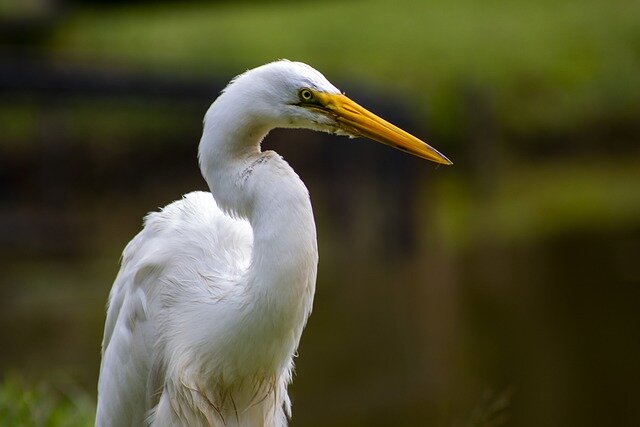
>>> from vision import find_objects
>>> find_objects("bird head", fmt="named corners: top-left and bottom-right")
top-left (216, 60), bottom-right (452, 165)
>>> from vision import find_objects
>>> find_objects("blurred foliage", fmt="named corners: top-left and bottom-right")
top-left (0, 376), bottom-right (94, 427)
top-left (49, 0), bottom-right (640, 142)
top-left (433, 157), bottom-right (640, 249)
top-left (0, 98), bottom-right (199, 149)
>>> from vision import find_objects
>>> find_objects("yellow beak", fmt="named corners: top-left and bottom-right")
top-left (315, 92), bottom-right (452, 165)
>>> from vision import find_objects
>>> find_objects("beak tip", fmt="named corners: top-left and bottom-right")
top-left (430, 150), bottom-right (453, 166)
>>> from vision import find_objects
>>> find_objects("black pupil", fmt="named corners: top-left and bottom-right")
top-left (303, 90), bottom-right (311, 100)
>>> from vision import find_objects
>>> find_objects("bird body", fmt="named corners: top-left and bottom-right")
top-left (96, 60), bottom-right (450, 426)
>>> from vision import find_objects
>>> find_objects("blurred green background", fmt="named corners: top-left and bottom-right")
top-left (1, 0), bottom-right (639, 425)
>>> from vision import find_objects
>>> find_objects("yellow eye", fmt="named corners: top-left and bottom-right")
top-left (299, 89), bottom-right (314, 102)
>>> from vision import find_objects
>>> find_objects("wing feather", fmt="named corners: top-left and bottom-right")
top-left (96, 192), bottom-right (252, 426)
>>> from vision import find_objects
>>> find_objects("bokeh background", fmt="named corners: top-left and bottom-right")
top-left (1, 0), bottom-right (639, 425)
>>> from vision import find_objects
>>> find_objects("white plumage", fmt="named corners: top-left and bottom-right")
top-left (96, 60), bottom-right (451, 426)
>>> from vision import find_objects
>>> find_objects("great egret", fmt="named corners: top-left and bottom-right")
top-left (96, 60), bottom-right (451, 427)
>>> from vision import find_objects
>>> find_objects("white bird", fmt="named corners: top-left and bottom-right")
top-left (95, 60), bottom-right (451, 427)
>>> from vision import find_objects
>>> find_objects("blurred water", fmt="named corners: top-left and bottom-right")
top-left (1, 153), bottom-right (639, 426)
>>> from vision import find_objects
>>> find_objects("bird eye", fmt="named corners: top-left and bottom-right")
top-left (299, 89), bottom-right (314, 102)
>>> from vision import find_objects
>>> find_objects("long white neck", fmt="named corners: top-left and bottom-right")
top-left (198, 90), bottom-right (318, 373)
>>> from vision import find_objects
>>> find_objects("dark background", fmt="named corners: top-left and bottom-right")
top-left (1, 0), bottom-right (639, 425)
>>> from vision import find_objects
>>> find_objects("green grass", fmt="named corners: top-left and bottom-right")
top-left (0, 376), bottom-right (94, 427)
top-left (51, 0), bottom-right (640, 140)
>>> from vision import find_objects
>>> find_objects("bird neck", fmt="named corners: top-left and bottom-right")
top-left (198, 98), bottom-right (318, 354)
top-left (198, 92), bottom-right (267, 218)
